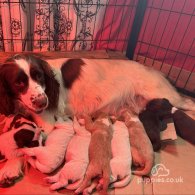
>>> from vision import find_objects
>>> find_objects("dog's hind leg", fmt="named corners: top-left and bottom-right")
top-left (162, 86), bottom-right (195, 112)
top-left (173, 96), bottom-right (195, 111)
top-left (138, 70), bottom-right (195, 112)
top-left (144, 88), bottom-right (195, 112)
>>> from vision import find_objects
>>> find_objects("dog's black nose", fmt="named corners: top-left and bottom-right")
top-left (32, 94), bottom-right (48, 109)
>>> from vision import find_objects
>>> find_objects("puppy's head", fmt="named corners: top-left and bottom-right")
top-left (9, 114), bottom-right (41, 148)
top-left (0, 54), bottom-right (59, 115)
top-left (146, 98), bottom-right (173, 119)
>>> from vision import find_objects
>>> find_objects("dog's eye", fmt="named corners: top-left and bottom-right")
top-left (15, 80), bottom-right (25, 88)
top-left (35, 72), bottom-right (43, 80)
top-left (13, 71), bottom-right (28, 92)
top-left (31, 71), bottom-right (44, 82)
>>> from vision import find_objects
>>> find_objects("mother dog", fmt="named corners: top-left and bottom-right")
top-left (0, 54), bottom-right (194, 185)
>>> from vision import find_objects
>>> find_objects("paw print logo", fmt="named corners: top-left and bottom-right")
top-left (151, 163), bottom-right (170, 177)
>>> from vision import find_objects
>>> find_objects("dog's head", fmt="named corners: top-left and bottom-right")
top-left (146, 98), bottom-right (173, 119)
top-left (0, 54), bottom-right (59, 115)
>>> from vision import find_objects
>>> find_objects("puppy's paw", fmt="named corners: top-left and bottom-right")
top-left (45, 172), bottom-right (69, 191)
top-left (44, 173), bottom-right (60, 184)
top-left (0, 158), bottom-right (23, 187)
top-left (19, 148), bottom-right (35, 156)
top-left (50, 180), bottom-right (68, 191)
top-left (83, 188), bottom-right (91, 195)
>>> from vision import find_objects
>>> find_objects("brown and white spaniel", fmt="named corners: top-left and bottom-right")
top-left (0, 54), bottom-right (195, 186)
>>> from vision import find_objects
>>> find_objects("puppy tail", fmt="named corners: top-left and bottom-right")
top-left (109, 174), bottom-right (131, 188)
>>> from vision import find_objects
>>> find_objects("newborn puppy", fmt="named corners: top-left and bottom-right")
top-left (0, 114), bottom-right (41, 187)
top-left (0, 114), bottom-right (41, 160)
top-left (109, 118), bottom-right (132, 188)
top-left (83, 118), bottom-right (132, 194)
top-left (139, 98), bottom-right (173, 151)
top-left (45, 117), bottom-right (91, 190)
top-left (139, 110), bottom-right (163, 151)
top-left (75, 114), bottom-right (112, 194)
top-left (122, 110), bottom-right (154, 176)
top-left (21, 116), bottom-right (74, 173)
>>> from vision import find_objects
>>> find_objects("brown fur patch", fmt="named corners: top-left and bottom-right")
top-left (76, 115), bottom-right (112, 194)
top-left (61, 59), bottom-right (85, 89)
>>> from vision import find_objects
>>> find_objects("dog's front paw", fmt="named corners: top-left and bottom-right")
top-left (0, 158), bottom-right (24, 187)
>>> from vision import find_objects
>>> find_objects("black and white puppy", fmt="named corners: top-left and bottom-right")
top-left (0, 114), bottom-right (41, 187)
top-left (0, 54), bottom-right (195, 186)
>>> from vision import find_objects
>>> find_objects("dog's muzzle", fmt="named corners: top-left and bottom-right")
top-left (32, 93), bottom-right (48, 111)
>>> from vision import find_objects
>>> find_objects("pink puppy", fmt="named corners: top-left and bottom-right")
top-left (109, 119), bottom-right (132, 187)
top-left (45, 117), bottom-right (91, 190)
top-left (21, 116), bottom-right (74, 173)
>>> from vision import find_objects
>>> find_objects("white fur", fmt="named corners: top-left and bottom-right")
top-left (12, 58), bottom-right (195, 133)
top-left (109, 120), bottom-right (132, 188)
top-left (47, 58), bottom-right (195, 116)
top-left (21, 117), bottom-right (74, 173)
top-left (46, 117), bottom-right (91, 190)
top-left (172, 107), bottom-right (178, 114)
top-left (18, 58), bottom-right (195, 133)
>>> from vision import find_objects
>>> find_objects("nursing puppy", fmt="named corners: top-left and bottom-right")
top-left (21, 116), bottom-right (74, 173)
top-left (109, 118), bottom-right (132, 187)
top-left (75, 114), bottom-right (112, 194)
top-left (85, 118), bottom-right (132, 194)
top-left (45, 117), bottom-right (91, 190)
top-left (0, 114), bottom-right (41, 187)
top-left (139, 98), bottom-right (173, 151)
top-left (122, 110), bottom-right (154, 176)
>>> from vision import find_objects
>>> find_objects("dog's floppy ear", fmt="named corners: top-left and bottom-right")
top-left (0, 67), bottom-right (15, 115)
top-left (37, 58), bottom-right (60, 110)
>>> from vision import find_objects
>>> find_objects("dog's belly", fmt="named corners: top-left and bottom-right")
top-left (48, 58), bottom-right (194, 115)
top-left (64, 59), bottom-right (180, 115)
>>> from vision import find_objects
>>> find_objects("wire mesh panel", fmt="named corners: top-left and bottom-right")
top-left (133, 0), bottom-right (195, 96)
top-left (0, 0), bottom-right (137, 52)
top-left (0, 0), bottom-right (194, 96)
